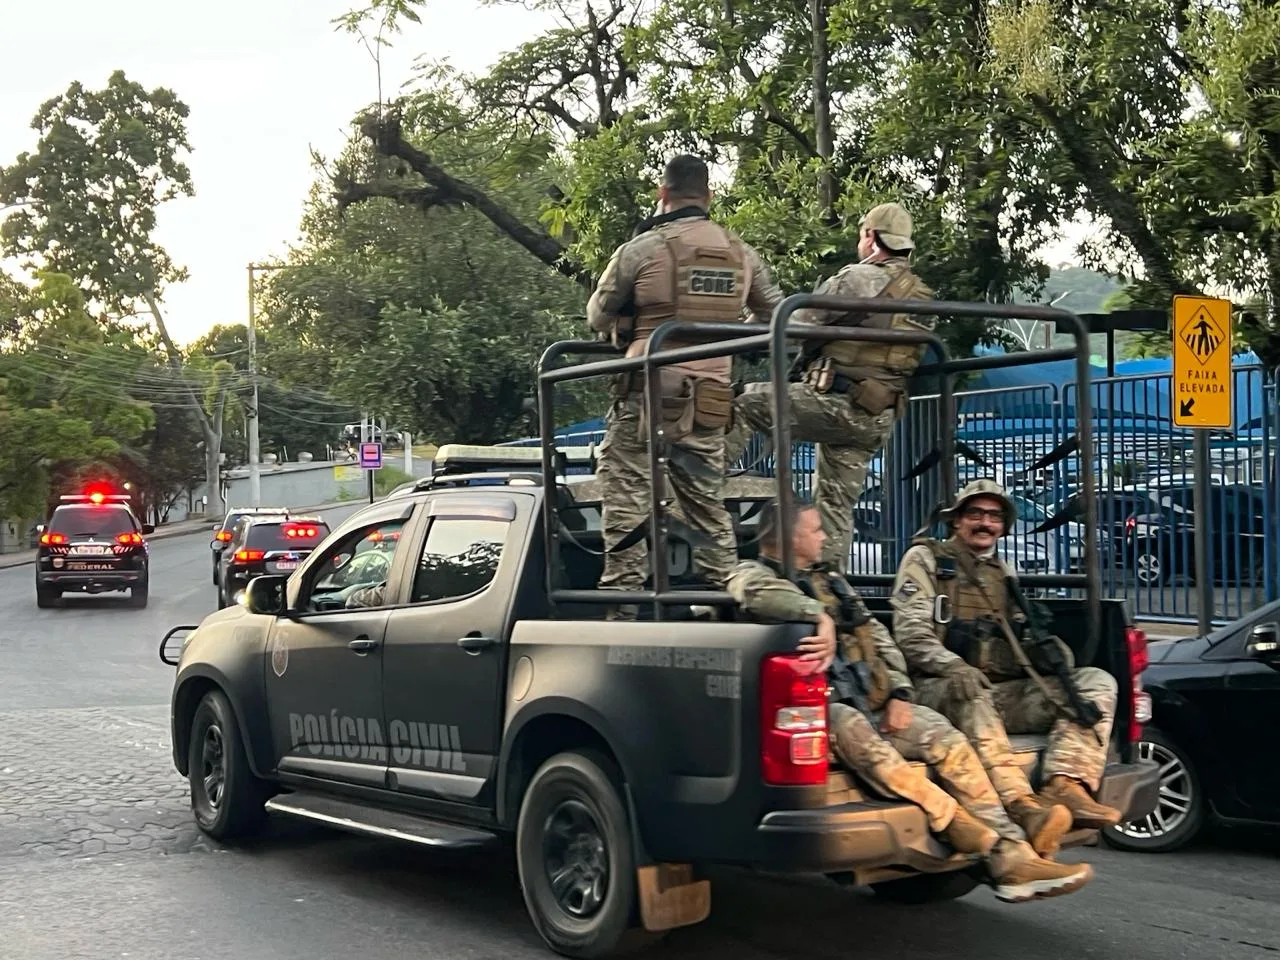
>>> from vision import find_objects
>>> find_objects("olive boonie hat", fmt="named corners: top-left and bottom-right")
top-left (861, 202), bottom-right (914, 251)
top-left (944, 478), bottom-right (1017, 533)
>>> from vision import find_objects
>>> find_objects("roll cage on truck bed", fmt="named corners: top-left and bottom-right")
top-left (160, 293), bottom-right (1157, 960)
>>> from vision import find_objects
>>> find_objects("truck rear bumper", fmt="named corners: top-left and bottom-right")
top-left (753, 799), bottom-right (958, 875)
top-left (750, 759), bottom-right (1161, 875)
top-left (1098, 758), bottom-right (1161, 820)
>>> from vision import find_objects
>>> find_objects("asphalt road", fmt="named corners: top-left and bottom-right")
top-left (1, 509), bottom-right (1278, 960)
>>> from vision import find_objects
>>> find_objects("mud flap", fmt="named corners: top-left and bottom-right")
top-left (636, 863), bottom-right (711, 932)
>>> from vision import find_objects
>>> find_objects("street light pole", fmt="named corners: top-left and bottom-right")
top-left (247, 264), bottom-right (261, 507)
top-left (246, 262), bottom-right (291, 508)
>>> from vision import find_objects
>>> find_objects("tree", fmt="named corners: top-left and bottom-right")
top-left (985, 0), bottom-right (1279, 346)
top-left (0, 272), bottom-right (152, 518)
top-left (0, 71), bottom-right (232, 516)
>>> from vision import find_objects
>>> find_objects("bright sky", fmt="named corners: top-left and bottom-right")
top-left (2, 1), bottom-right (1092, 347)
top-left (0, 0), bottom-right (554, 346)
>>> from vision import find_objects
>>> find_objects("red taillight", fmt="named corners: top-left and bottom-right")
top-left (760, 654), bottom-right (829, 785)
top-left (88, 492), bottom-right (105, 505)
top-left (283, 524), bottom-right (320, 539)
top-left (40, 532), bottom-right (68, 545)
top-left (1126, 627), bottom-right (1151, 742)
top-left (234, 549), bottom-right (265, 563)
top-left (115, 532), bottom-right (143, 546)
top-left (215, 530), bottom-right (233, 542)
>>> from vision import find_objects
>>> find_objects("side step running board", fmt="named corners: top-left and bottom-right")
top-left (265, 791), bottom-right (497, 849)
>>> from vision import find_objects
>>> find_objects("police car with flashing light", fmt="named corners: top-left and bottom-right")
top-left (36, 491), bottom-right (153, 608)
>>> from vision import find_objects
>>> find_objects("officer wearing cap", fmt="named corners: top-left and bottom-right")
top-left (724, 201), bottom-right (934, 572)
top-left (890, 479), bottom-right (1124, 850)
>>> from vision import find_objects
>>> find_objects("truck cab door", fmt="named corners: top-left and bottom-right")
top-left (265, 498), bottom-right (419, 789)
top-left (379, 491), bottom-right (529, 806)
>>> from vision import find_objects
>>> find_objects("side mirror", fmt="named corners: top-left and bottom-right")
top-left (212, 522), bottom-right (222, 531)
top-left (243, 575), bottom-right (289, 616)
top-left (35, 524), bottom-right (44, 534)
top-left (142, 524), bottom-right (155, 535)
top-left (1247, 622), bottom-right (1280, 663)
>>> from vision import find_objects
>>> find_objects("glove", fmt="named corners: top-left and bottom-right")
top-left (943, 661), bottom-right (992, 700)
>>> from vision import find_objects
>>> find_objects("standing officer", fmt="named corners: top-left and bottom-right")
top-left (586, 154), bottom-right (783, 616)
top-left (729, 499), bottom-right (1093, 903)
top-left (723, 202), bottom-right (934, 572)
top-left (891, 479), bottom-right (1123, 850)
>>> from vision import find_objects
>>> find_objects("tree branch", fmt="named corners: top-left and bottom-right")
top-left (357, 112), bottom-right (594, 288)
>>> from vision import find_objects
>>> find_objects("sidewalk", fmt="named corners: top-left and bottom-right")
top-left (0, 499), bottom-right (353, 571)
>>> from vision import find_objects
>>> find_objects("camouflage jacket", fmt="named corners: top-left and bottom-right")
top-left (726, 558), bottom-right (912, 694)
top-left (890, 540), bottom-right (1018, 677)
top-left (791, 257), bottom-right (910, 327)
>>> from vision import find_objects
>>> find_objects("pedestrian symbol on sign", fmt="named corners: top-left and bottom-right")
top-left (1178, 306), bottom-right (1225, 366)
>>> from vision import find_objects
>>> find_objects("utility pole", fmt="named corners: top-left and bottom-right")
top-left (247, 262), bottom-right (293, 507)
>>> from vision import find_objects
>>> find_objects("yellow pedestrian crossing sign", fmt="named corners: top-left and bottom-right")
top-left (1172, 295), bottom-right (1233, 429)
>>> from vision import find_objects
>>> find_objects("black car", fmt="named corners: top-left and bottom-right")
top-left (1125, 483), bottom-right (1268, 587)
top-left (1104, 600), bottom-right (1280, 853)
top-left (211, 507), bottom-right (290, 585)
top-left (215, 515), bottom-right (330, 608)
top-left (36, 493), bottom-right (153, 608)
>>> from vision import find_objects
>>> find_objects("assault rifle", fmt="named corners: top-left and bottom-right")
top-left (1005, 578), bottom-right (1104, 729)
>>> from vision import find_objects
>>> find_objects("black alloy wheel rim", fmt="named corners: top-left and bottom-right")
top-left (541, 798), bottom-right (609, 919)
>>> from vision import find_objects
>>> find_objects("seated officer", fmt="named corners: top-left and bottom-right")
top-left (728, 498), bottom-right (1093, 903)
top-left (891, 479), bottom-right (1123, 842)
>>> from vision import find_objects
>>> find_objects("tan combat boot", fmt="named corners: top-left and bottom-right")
top-left (940, 806), bottom-right (1000, 857)
top-left (1007, 795), bottom-right (1073, 858)
top-left (991, 852), bottom-right (1094, 903)
top-left (1038, 775), bottom-right (1123, 829)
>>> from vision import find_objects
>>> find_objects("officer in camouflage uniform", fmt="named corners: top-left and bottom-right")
top-left (724, 203), bottom-right (934, 572)
top-left (587, 155), bottom-right (783, 616)
top-left (892, 479), bottom-right (1123, 850)
top-left (729, 499), bottom-right (1093, 902)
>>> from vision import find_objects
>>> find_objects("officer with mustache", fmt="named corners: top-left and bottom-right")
top-left (891, 479), bottom-right (1123, 855)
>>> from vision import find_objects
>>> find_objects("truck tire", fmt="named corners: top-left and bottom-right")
top-left (517, 749), bottom-right (640, 959)
top-left (187, 689), bottom-right (267, 840)
top-left (1103, 727), bottom-right (1203, 853)
top-left (36, 583), bottom-right (59, 608)
top-left (130, 581), bottom-right (149, 608)
top-left (869, 870), bottom-right (982, 904)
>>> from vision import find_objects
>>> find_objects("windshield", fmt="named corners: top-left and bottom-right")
top-left (1013, 497), bottom-right (1049, 522)
top-left (246, 521), bottom-right (329, 551)
top-left (49, 505), bottom-right (138, 538)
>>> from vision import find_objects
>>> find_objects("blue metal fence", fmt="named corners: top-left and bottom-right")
top-left (513, 366), bottom-right (1280, 626)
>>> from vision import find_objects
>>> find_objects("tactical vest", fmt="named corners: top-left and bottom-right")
top-left (633, 223), bottom-right (749, 340)
top-left (816, 260), bottom-right (935, 406)
top-left (917, 537), bottom-right (1026, 681)
top-left (805, 571), bottom-right (894, 710)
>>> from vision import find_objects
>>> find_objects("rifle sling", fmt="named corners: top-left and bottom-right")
top-left (949, 549), bottom-right (1081, 725)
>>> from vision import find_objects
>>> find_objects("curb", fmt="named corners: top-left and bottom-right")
top-left (0, 500), bottom-right (356, 572)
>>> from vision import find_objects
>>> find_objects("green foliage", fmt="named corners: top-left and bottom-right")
top-left (0, 71), bottom-right (194, 314)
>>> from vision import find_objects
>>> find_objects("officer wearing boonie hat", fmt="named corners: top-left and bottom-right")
top-left (724, 199), bottom-right (935, 572)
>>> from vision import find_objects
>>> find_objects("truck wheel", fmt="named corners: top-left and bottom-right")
top-left (130, 582), bottom-right (149, 608)
top-left (187, 689), bottom-right (267, 840)
top-left (869, 870), bottom-right (982, 904)
top-left (517, 750), bottom-right (639, 959)
top-left (1103, 727), bottom-right (1203, 853)
top-left (36, 584), bottom-right (59, 608)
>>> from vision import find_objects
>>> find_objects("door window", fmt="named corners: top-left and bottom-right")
top-left (303, 519), bottom-right (409, 611)
top-left (410, 518), bottom-right (508, 604)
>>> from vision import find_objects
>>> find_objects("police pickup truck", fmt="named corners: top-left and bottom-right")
top-left (161, 443), bottom-right (1159, 959)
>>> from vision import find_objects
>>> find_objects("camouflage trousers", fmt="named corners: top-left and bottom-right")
top-left (913, 666), bottom-right (1119, 799)
top-left (828, 702), bottom-right (1024, 843)
top-left (723, 381), bottom-right (895, 571)
top-left (596, 397), bottom-right (738, 600)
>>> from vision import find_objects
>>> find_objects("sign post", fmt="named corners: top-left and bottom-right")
top-left (359, 441), bottom-right (382, 504)
top-left (1171, 295), bottom-right (1234, 637)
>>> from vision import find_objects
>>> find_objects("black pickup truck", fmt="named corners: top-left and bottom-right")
top-left (160, 295), bottom-right (1160, 958)
top-left (160, 446), bottom-right (1158, 958)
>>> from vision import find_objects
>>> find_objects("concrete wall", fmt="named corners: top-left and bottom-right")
top-left (180, 460), bottom-right (377, 520)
